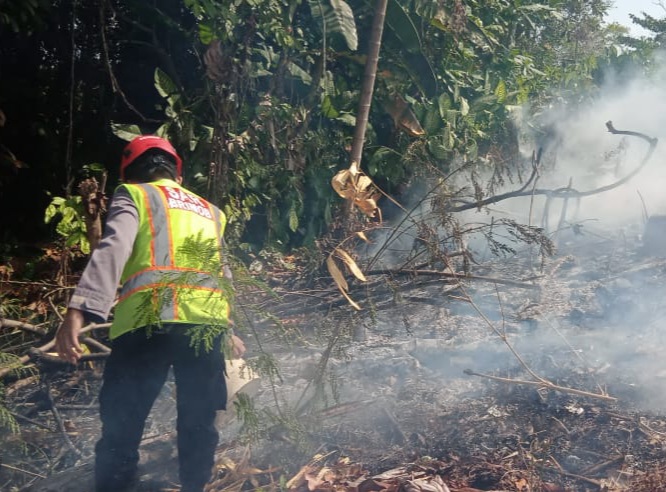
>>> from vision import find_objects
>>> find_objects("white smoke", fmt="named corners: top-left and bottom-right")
top-left (485, 58), bottom-right (666, 238)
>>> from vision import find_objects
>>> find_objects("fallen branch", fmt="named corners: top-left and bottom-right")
top-left (80, 336), bottom-right (111, 353)
top-left (447, 121), bottom-right (658, 212)
top-left (0, 463), bottom-right (46, 480)
top-left (463, 369), bottom-right (616, 402)
top-left (456, 273), bottom-right (616, 403)
top-left (363, 268), bottom-right (539, 290)
top-left (537, 461), bottom-right (603, 488)
top-left (0, 322), bottom-right (111, 379)
top-left (27, 349), bottom-right (110, 366)
top-left (44, 380), bottom-right (81, 459)
top-left (580, 455), bottom-right (625, 476)
top-left (1, 318), bottom-right (49, 337)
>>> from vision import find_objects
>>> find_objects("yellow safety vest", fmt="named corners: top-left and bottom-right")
top-left (110, 179), bottom-right (231, 339)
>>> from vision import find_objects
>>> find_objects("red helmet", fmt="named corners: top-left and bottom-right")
top-left (120, 135), bottom-right (182, 180)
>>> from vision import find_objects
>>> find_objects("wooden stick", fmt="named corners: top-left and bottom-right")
top-left (363, 268), bottom-right (540, 290)
top-left (0, 322), bottom-right (111, 379)
top-left (0, 318), bottom-right (48, 336)
top-left (580, 456), bottom-right (625, 476)
top-left (0, 463), bottom-right (47, 479)
top-left (80, 336), bottom-right (111, 353)
top-left (463, 369), bottom-right (617, 402)
top-left (44, 380), bottom-right (81, 458)
top-left (537, 463), bottom-right (603, 487)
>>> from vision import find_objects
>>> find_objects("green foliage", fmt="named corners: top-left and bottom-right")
top-left (134, 232), bottom-right (238, 355)
top-left (307, 0), bottom-right (358, 50)
top-left (111, 124), bottom-right (143, 142)
top-left (44, 195), bottom-right (90, 255)
top-left (0, 353), bottom-right (27, 435)
top-left (0, 387), bottom-right (19, 435)
top-left (0, 0), bottom-right (51, 33)
top-left (96, 0), bottom-right (623, 251)
top-left (233, 392), bottom-right (260, 440)
top-left (21, 0), bottom-right (636, 253)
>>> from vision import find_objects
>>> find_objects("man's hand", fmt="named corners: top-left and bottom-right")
top-left (55, 309), bottom-right (85, 364)
top-left (229, 334), bottom-right (246, 359)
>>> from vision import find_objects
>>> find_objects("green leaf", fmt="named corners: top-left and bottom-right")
top-left (423, 106), bottom-right (441, 134)
top-left (321, 95), bottom-right (339, 118)
top-left (154, 67), bottom-right (178, 99)
top-left (438, 93), bottom-right (452, 118)
top-left (335, 113), bottom-right (357, 126)
top-left (428, 139), bottom-right (449, 160)
top-left (111, 123), bottom-right (142, 142)
top-left (459, 96), bottom-right (469, 116)
top-left (155, 123), bottom-right (170, 138)
top-left (287, 61), bottom-right (313, 85)
top-left (44, 204), bottom-right (58, 223)
top-left (494, 80), bottom-right (507, 103)
top-left (321, 70), bottom-right (336, 96)
top-left (65, 231), bottom-right (83, 248)
top-left (288, 207), bottom-right (299, 232)
top-left (385, 0), bottom-right (421, 53)
top-left (308, 0), bottom-right (358, 51)
top-left (329, 0), bottom-right (357, 51)
top-left (198, 22), bottom-right (214, 44)
top-left (83, 162), bottom-right (106, 173)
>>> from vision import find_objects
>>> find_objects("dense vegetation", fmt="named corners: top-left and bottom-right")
top-left (1, 0), bottom-right (661, 253)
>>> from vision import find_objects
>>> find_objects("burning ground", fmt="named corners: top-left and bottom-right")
top-left (5, 217), bottom-right (666, 492)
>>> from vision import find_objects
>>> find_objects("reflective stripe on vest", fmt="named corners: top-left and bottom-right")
top-left (134, 183), bottom-right (222, 265)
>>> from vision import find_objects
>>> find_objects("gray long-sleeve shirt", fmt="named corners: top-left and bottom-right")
top-left (68, 187), bottom-right (139, 322)
top-left (69, 184), bottom-right (233, 323)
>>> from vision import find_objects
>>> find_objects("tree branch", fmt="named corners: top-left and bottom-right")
top-left (447, 122), bottom-right (658, 212)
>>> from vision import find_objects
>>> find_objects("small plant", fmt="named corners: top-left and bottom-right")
top-left (0, 352), bottom-right (28, 435)
top-left (44, 163), bottom-right (108, 256)
top-left (44, 194), bottom-right (90, 254)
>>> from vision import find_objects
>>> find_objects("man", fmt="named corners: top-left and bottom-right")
top-left (55, 135), bottom-right (242, 492)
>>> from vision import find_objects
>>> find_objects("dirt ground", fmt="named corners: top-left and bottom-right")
top-left (4, 219), bottom-right (666, 492)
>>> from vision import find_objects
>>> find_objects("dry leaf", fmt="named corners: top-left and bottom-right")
top-left (326, 256), bottom-right (348, 292)
top-left (356, 231), bottom-right (371, 243)
top-left (402, 475), bottom-right (450, 492)
top-left (514, 477), bottom-right (528, 491)
top-left (358, 478), bottom-right (395, 492)
top-left (286, 464), bottom-right (316, 489)
top-left (335, 248), bottom-right (367, 282)
top-left (356, 175), bottom-right (373, 191)
top-left (331, 168), bottom-right (381, 219)
top-left (336, 283), bottom-right (361, 310)
top-left (384, 94), bottom-right (425, 137)
top-left (354, 192), bottom-right (381, 219)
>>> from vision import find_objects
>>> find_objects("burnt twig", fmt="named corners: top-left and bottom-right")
top-left (463, 369), bottom-right (616, 402)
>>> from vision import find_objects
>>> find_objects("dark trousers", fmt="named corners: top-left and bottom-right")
top-left (94, 325), bottom-right (227, 492)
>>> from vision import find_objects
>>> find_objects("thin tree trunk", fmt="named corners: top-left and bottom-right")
top-left (344, 0), bottom-right (388, 232)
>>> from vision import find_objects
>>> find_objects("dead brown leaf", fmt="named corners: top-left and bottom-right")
top-left (335, 248), bottom-right (367, 282)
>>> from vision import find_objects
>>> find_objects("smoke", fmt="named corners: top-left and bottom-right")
top-left (491, 59), bottom-right (666, 236)
top-left (351, 53), bottom-right (666, 415)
